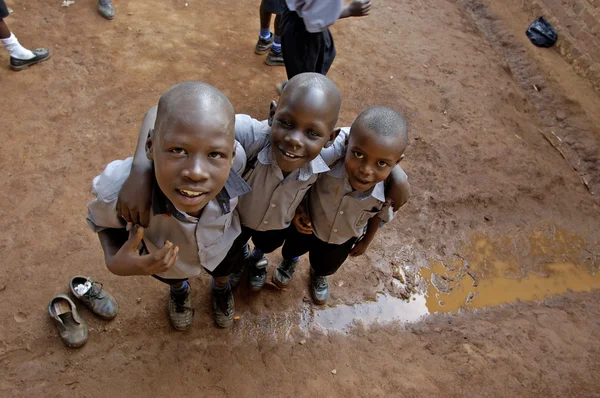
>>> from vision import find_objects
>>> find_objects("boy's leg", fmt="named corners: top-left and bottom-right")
top-left (227, 228), bottom-right (253, 288)
top-left (317, 29), bottom-right (336, 76)
top-left (280, 6), bottom-right (321, 79)
top-left (255, 0), bottom-right (275, 54)
top-left (204, 234), bottom-right (247, 328)
top-left (308, 237), bottom-right (357, 304)
top-left (152, 275), bottom-right (194, 331)
top-left (0, 9), bottom-right (50, 71)
top-left (247, 227), bottom-right (290, 291)
top-left (273, 226), bottom-right (314, 288)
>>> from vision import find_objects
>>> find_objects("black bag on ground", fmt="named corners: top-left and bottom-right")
top-left (526, 17), bottom-right (558, 48)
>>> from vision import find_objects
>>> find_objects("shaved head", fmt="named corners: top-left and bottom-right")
top-left (155, 81), bottom-right (235, 137)
top-left (279, 72), bottom-right (341, 125)
top-left (351, 106), bottom-right (408, 150)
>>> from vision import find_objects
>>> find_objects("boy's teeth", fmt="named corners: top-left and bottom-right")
top-left (285, 151), bottom-right (296, 158)
top-left (180, 189), bottom-right (202, 197)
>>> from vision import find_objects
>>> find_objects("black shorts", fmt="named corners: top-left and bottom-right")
top-left (0, 0), bottom-right (10, 20)
top-left (262, 0), bottom-right (285, 15)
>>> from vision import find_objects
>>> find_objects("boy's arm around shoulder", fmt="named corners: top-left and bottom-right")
top-left (116, 106), bottom-right (157, 227)
top-left (320, 127), bottom-right (349, 166)
top-left (387, 165), bottom-right (410, 212)
top-left (234, 114), bottom-right (270, 160)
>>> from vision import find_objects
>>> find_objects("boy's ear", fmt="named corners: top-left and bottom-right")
top-left (268, 100), bottom-right (278, 126)
top-left (145, 128), bottom-right (155, 160)
top-left (324, 128), bottom-right (341, 148)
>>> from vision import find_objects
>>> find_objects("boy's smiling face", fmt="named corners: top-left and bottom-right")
top-left (345, 124), bottom-right (406, 192)
top-left (268, 74), bottom-right (341, 174)
top-left (147, 87), bottom-right (235, 217)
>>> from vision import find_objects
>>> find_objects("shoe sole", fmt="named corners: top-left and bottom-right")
top-left (10, 53), bottom-right (51, 71)
top-left (255, 47), bottom-right (271, 55)
top-left (249, 284), bottom-right (265, 292)
top-left (265, 59), bottom-right (284, 67)
top-left (272, 273), bottom-right (290, 289)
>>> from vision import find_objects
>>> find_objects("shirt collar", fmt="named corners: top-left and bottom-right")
top-left (257, 143), bottom-right (330, 181)
top-left (152, 168), bottom-right (251, 221)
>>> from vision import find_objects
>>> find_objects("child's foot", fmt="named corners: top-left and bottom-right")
top-left (98, 0), bottom-right (115, 20)
top-left (10, 48), bottom-right (50, 71)
top-left (168, 283), bottom-right (194, 331)
top-left (212, 283), bottom-right (235, 328)
top-left (229, 244), bottom-right (250, 288)
top-left (249, 256), bottom-right (269, 291)
top-left (311, 269), bottom-right (329, 305)
top-left (273, 258), bottom-right (299, 288)
top-left (265, 49), bottom-right (284, 66)
top-left (254, 33), bottom-right (273, 55)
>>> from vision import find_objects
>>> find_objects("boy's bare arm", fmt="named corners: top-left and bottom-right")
top-left (339, 0), bottom-right (371, 19)
top-left (349, 215), bottom-right (380, 256)
top-left (387, 165), bottom-right (410, 211)
top-left (116, 106), bottom-right (157, 227)
top-left (98, 226), bottom-right (178, 276)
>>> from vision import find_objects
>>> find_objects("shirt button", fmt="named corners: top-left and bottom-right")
top-left (333, 229), bottom-right (338, 233)
top-left (271, 204), bottom-right (276, 208)
top-left (263, 221), bottom-right (269, 224)
top-left (339, 211), bottom-right (344, 215)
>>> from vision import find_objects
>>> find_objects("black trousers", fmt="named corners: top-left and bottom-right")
top-left (282, 226), bottom-right (357, 277)
top-left (280, 5), bottom-right (336, 79)
top-left (0, 0), bottom-right (9, 20)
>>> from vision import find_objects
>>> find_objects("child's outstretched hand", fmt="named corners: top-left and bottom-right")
top-left (116, 164), bottom-right (154, 228)
top-left (349, 238), bottom-right (370, 257)
top-left (293, 205), bottom-right (313, 234)
top-left (347, 0), bottom-right (372, 17)
top-left (108, 226), bottom-right (179, 276)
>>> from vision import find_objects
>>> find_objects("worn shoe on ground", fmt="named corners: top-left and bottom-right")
top-left (70, 276), bottom-right (118, 320)
top-left (98, 0), bottom-right (114, 20)
top-left (249, 255), bottom-right (269, 291)
top-left (212, 283), bottom-right (235, 328)
top-left (254, 34), bottom-right (273, 54)
top-left (265, 49), bottom-right (284, 66)
top-left (311, 269), bottom-right (329, 305)
top-left (10, 48), bottom-right (50, 71)
top-left (273, 258), bottom-right (299, 288)
top-left (168, 285), bottom-right (194, 331)
top-left (48, 295), bottom-right (88, 348)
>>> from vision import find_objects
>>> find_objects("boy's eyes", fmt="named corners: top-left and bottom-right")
top-left (353, 151), bottom-right (364, 159)
top-left (169, 148), bottom-right (226, 159)
top-left (278, 119), bottom-right (292, 128)
top-left (307, 130), bottom-right (321, 137)
top-left (377, 161), bottom-right (389, 168)
top-left (170, 148), bottom-right (186, 155)
top-left (208, 152), bottom-right (225, 159)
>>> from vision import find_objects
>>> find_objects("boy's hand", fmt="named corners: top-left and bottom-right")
top-left (293, 206), bottom-right (313, 234)
top-left (349, 238), bottom-right (370, 257)
top-left (347, 0), bottom-right (372, 17)
top-left (116, 164), bottom-right (153, 228)
top-left (107, 226), bottom-right (179, 276)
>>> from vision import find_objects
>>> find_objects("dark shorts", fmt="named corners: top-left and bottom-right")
top-left (282, 226), bottom-right (357, 277)
top-left (0, 0), bottom-right (10, 20)
top-left (280, 5), bottom-right (336, 79)
top-left (262, 0), bottom-right (285, 15)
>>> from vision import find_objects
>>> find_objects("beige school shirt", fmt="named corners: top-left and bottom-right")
top-left (310, 128), bottom-right (397, 244)
top-left (234, 114), bottom-right (333, 232)
top-left (86, 142), bottom-right (251, 279)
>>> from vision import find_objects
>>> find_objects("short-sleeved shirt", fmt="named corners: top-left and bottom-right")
top-left (86, 142), bottom-right (251, 279)
top-left (234, 114), bottom-right (332, 232)
top-left (308, 129), bottom-right (396, 245)
top-left (285, 0), bottom-right (343, 33)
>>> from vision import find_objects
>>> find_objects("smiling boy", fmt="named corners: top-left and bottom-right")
top-left (86, 82), bottom-right (251, 330)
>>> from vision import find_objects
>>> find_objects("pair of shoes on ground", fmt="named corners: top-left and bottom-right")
top-left (249, 255), bottom-right (330, 305)
top-left (48, 276), bottom-right (118, 348)
top-left (254, 33), bottom-right (284, 67)
top-left (169, 281), bottom-right (235, 330)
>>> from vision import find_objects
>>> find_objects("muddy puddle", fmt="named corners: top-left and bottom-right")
top-left (237, 226), bottom-right (598, 336)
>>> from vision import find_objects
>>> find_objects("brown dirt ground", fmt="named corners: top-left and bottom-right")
top-left (1, 0), bottom-right (600, 396)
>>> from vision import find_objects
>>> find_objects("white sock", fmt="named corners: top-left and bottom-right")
top-left (1, 33), bottom-right (35, 60)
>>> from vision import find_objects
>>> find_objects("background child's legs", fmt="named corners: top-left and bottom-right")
top-left (250, 226), bottom-right (290, 256)
top-left (308, 237), bottom-right (358, 277)
top-left (280, 6), bottom-right (337, 79)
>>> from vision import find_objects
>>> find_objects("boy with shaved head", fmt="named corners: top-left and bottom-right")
top-left (87, 82), bottom-right (251, 330)
top-left (275, 106), bottom-right (409, 304)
